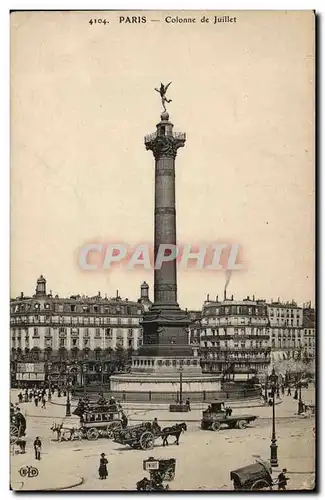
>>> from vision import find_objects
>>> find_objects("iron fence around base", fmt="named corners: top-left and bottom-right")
top-left (72, 387), bottom-right (261, 402)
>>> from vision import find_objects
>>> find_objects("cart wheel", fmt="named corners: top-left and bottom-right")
top-left (10, 425), bottom-right (19, 437)
top-left (211, 421), bottom-right (221, 431)
top-left (139, 431), bottom-right (154, 450)
top-left (251, 479), bottom-right (271, 490)
top-left (165, 467), bottom-right (175, 481)
top-left (107, 422), bottom-right (121, 439)
top-left (237, 420), bottom-right (247, 429)
top-left (87, 428), bottom-right (99, 441)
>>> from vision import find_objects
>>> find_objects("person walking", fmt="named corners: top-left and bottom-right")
top-left (41, 396), bottom-right (46, 409)
top-left (277, 468), bottom-right (289, 490)
top-left (34, 394), bottom-right (39, 407)
top-left (98, 453), bottom-right (108, 479)
top-left (33, 437), bottom-right (42, 460)
top-left (287, 386), bottom-right (291, 396)
top-left (185, 398), bottom-right (191, 411)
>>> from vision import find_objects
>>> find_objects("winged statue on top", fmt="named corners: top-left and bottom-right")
top-left (155, 82), bottom-right (172, 112)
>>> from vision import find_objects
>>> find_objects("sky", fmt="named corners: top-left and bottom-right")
top-left (10, 10), bottom-right (315, 309)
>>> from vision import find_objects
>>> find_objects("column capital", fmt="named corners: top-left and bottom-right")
top-left (144, 132), bottom-right (186, 159)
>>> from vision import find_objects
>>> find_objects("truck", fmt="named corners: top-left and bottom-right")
top-left (200, 400), bottom-right (258, 431)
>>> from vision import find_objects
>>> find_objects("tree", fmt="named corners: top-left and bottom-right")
top-left (114, 345), bottom-right (128, 371)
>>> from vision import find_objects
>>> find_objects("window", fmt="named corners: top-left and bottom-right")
top-left (105, 328), bottom-right (111, 338)
top-left (59, 338), bottom-right (65, 347)
top-left (33, 327), bottom-right (39, 337)
top-left (72, 338), bottom-right (78, 346)
top-left (95, 328), bottom-right (100, 337)
top-left (128, 339), bottom-right (133, 348)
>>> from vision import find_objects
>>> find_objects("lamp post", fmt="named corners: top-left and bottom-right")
top-left (297, 372), bottom-right (304, 415)
top-left (48, 362), bottom-right (52, 402)
top-left (179, 366), bottom-right (183, 405)
top-left (269, 367), bottom-right (278, 467)
top-left (65, 365), bottom-right (71, 417)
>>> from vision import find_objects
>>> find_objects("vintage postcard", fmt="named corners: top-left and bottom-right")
top-left (10, 10), bottom-right (315, 491)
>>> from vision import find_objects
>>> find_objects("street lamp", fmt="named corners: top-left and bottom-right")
top-left (65, 366), bottom-right (71, 417)
top-left (297, 373), bottom-right (304, 415)
top-left (269, 367), bottom-right (278, 467)
top-left (179, 366), bottom-right (183, 405)
top-left (48, 362), bottom-right (52, 402)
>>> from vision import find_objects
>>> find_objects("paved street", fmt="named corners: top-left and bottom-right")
top-left (10, 389), bottom-right (315, 491)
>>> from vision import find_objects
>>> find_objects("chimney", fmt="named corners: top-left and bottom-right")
top-left (224, 290), bottom-right (226, 301)
top-left (207, 294), bottom-right (210, 301)
top-left (20, 292), bottom-right (24, 299)
top-left (216, 295), bottom-right (218, 302)
top-left (231, 295), bottom-right (234, 301)
top-left (253, 294), bottom-right (255, 301)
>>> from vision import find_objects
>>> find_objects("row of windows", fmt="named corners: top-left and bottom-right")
top-left (12, 327), bottom-right (141, 337)
top-left (203, 306), bottom-right (267, 317)
top-left (202, 341), bottom-right (267, 348)
top-left (11, 302), bottom-right (142, 315)
top-left (11, 316), bottom-right (139, 325)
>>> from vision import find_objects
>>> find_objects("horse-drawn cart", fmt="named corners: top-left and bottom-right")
top-left (230, 461), bottom-right (273, 490)
top-left (113, 422), bottom-right (187, 450)
top-left (113, 422), bottom-right (156, 450)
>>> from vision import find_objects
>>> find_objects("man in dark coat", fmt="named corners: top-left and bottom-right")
top-left (277, 468), bottom-right (289, 490)
top-left (33, 437), bottom-right (42, 460)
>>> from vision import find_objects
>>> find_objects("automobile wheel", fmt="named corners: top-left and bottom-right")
top-left (210, 421), bottom-right (221, 431)
top-left (237, 420), bottom-right (247, 429)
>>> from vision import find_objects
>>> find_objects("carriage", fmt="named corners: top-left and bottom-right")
top-left (136, 457), bottom-right (177, 491)
top-left (201, 401), bottom-right (257, 431)
top-left (80, 407), bottom-right (123, 440)
top-left (10, 411), bottom-right (25, 444)
top-left (51, 407), bottom-right (124, 442)
top-left (230, 461), bottom-right (274, 490)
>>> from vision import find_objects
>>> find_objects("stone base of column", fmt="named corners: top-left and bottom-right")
top-left (139, 306), bottom-right (193, 357)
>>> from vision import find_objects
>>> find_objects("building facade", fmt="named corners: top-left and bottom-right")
top-left (267, 300), bottom-right (315, 362)
top-left (10, 276), bottom-right (151, 386)
top-left (199, 295), bottom-right (271, 379)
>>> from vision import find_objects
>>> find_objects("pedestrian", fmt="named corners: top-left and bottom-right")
top-left (18, 392), bottom-right (23, 404)
top-left (41, 396), bottom-right (46, 409)
top-left (277, 468), bottom-right (289, 490)
top-left (293, 389), bottom-right (298, 400)
top-left (185, 398), bottom-right (191, 411)
top-left (121, 411), bottom-right (128, 429)
top-left (33, 436), bottom-right (42, 460)
top-left (29, 391), bottom-right (33, 402)
top-left (34, 395), bottom-right (39, 407)
top-left (98, 453), bottom-right (108, 479)
top-left (281, 385), bottom-right (285, 396)
top-left (287, 386), bottom-right (291, 396)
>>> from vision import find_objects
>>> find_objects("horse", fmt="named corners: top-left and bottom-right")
top-left (161, 422), bottom-right (187, 446)
top-left (51, 422), bottom-right (82, 442)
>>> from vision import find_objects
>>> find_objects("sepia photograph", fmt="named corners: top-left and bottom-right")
top-left (9, 9), bottom-right (315, 491)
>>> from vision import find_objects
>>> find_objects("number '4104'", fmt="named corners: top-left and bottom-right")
top-left (89, 19), bottom-right (109, 25)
